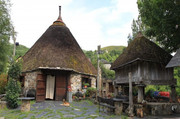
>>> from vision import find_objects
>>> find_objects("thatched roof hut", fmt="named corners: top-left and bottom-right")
top-left (111, 33), bottom-right (172, 70)
top-left (166, 48), bottom-right (180, 68)
top-left (21, 6), bottom-right (97, 102)
top-left (22, 7), bottom-right (96, 76)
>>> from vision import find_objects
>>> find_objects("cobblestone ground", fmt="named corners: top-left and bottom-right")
top-left (0, 100), bottom-right (180, 119)
top-left (0, 100), bottom-right (124, 119)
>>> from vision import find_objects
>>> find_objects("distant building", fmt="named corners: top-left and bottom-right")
top-left (21, 7), bottom-right (97, 102)
top-left (100, 59), bottom-right (111, 70)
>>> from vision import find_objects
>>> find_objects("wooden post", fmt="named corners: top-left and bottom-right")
top-left (171, 84), bottom-right (177, 102)
top-left (97, 45), bottom-right (102, 97)
top-left (128, 72), bottom-right (134, 116)
top-left (138, 85), bottom-right (144, 103)
top-left (106, 82), bottom-right (109, 97)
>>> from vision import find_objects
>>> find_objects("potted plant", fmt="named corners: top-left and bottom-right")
top-left (72, 93), bottom-right (76, 100)
top-left (83, 83), bottom-right (89, 88)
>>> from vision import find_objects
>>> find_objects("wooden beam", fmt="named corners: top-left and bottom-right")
top-left (128, 72), bottom-right (134, 116)
top-left (137, 85), bottom-right (144, 103)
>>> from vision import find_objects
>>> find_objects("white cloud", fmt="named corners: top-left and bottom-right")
top-left (10, 0), bottom-right (139, 50)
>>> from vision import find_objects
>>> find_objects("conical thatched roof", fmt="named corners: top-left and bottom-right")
top-left (111, 33), bottom-right (172, 70)
top-left (22, 7), bottom-right (97, 76)
top-left (166, 48), bottom-right (180, 68)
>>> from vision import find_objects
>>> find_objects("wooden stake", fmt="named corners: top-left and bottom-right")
top-left (129, 72), bottom-right (134, 117)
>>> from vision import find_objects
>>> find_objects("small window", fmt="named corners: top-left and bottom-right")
top-left (82, 77), bottom-right (91, 89)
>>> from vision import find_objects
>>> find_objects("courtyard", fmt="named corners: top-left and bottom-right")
top-left (1, 100), bottom-right (180, 119)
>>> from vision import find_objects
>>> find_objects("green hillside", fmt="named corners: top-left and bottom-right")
top-left (84, 45), bottom-right (126, 79)
top-left (10, 44), bottom-right (29, 59)
top-left (102, 46), bottom-right (126, 52)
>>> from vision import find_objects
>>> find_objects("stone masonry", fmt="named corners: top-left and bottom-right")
top-left (24, 71), bottom-right (40, 96)
top-left (70, 74), bottom-right (82, 93)
top-left (70, 73), bottom-right (96, 93)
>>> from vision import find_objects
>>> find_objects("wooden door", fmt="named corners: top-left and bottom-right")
top-left (36, 74), bottom-right (46, 102)
top-left (55, 74), bottom-right (67, 101)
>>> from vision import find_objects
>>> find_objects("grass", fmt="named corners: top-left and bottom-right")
top-left (102, 46), bottom-right (126, 52)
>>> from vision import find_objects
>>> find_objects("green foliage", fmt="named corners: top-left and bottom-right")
top-left (8, 61), bottom-right (22, 80)
top-left (174, 67), bottom-right (180, 96)
top-left (5, 78), bottom-right (21, 108)
top-left (128, 16), bottom-right (148, 45)
top-left (145, 85), bottom-right (171, 97)
top-left (9, 44), bottom-right (29, 59)
top-left (6, 61), bottom-right (22, 108)
top-left (145, 85), bottom-right (156, 97)
top-left (137, 0), bottom-right (180, 53)
top-left (84, 46), bottom-right (125, 79)
top-left (83, 82), bottom-right (89, 86)
top-left (101, 65), bottom-right (115, 79)
top-left (84, 50), bottom-right (98, 68)
top-left (85, 87), bottom-right (96, 97)
top-left (0, 0), bottom-right (13, 73)
top-left (101, 46), bottom-right (125, 52)
top-left (145, 68), bottom-right (180, 96)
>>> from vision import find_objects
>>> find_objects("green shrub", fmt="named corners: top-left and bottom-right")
top-left (5, 78), bottom-right (21, 108)
top-left (85, 87), bottom-right (96, 97)
top-left (175, 67), bottom-right (180, 96)
top-left (145, 85), bottom-right (156, 97)
top-left (5, 61), bottom-right (21, 108)
top-left (8, 61), bottom-right (22, 80)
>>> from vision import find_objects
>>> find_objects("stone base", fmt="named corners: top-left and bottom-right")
top-left (0, 101), bottom-right (7, 109)
top-left (114, 102), bottom-right (123, 115)
top-left (21, 100), bottom-right (30, 112)
top-left (146, 103), bottom-right (180, 116)
top-left (135, 104), bottom-right (144, 118)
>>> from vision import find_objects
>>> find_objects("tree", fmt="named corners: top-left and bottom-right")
top-left (128, 16), bottom-right (148, 45)
top-left (0, 0), bottom-right (13, 73)
top-left (137, 0), bottom-right (180, 53)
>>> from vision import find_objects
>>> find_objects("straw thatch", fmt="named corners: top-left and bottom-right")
top-left (166, 48), bottom-right (180, 68)
top-left (22, 9), bottom-right (97, 76)
top-left (111, 33), bottom-right (172, 70)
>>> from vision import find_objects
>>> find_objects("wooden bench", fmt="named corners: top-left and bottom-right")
top-left (97, 96), bottom-right (115, 113)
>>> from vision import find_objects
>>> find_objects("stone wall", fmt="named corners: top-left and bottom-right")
top-left (90, 76), bottom-right (96, 88)
top-left (24, 71), bottom-right (40, 96)
top-left (70, 73), bottom-right (82, 93)
top-left (70, 73), bottom-right (97, 93)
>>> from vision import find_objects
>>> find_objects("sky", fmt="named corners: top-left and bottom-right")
top-left (10, 0), bottom-right (139, 50)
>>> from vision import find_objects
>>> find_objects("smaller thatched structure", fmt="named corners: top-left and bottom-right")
top-left (166, 48), bottom-right (180, 68)
top-left (111, 33), bottom-right (175, 103)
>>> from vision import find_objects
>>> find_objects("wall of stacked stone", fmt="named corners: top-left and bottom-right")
top-left (90, 76), bottom-right (96, 88)
top-left (70, 73), bottom-right (97, 94)
top-left (70, 73), bottom-right (82, 93)
top-left (24, 71), bottom-right (38, 96)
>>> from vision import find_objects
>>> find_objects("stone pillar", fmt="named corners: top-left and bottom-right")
top-left (0, 101), bottom-right (7, 109)
top-left (114, 101), bottom-right (123, 115)
top-left (21, 100), bottom-right (30, 112)
top-left (114, 86), bottom-right (118, 97)
top-left (138, 85), bottom-right (144, 103)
